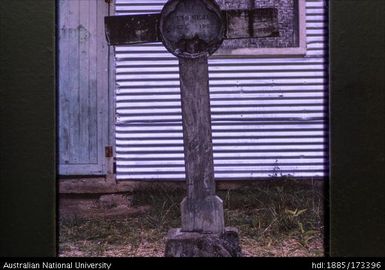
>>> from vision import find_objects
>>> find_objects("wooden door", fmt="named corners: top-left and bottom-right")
top-left (58, 0), bottom-right (112, 175)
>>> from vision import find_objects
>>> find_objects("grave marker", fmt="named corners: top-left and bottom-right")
top-left (105, 0), bottom-right (279, 256)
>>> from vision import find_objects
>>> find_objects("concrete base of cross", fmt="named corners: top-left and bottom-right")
top-left (164, 227), bottom-right (242, 257)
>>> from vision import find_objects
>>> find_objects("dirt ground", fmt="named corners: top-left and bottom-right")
top-left (59, 181), bottom-right (325, 257)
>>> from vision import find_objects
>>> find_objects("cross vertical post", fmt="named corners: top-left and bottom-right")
top-left (179, 56), bottom-right (224, 233)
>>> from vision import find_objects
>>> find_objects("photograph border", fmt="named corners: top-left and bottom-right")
top-left (0, 0), bottom-right (384, 257)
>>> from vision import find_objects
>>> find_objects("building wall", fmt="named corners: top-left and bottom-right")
top-left (114, 0), bottom-right (328, 180)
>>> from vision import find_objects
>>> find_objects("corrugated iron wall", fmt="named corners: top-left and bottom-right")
top-left (114, 0), bottom-right (328, 180)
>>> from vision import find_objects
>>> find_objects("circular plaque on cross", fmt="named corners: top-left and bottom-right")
top-left (159, 0), bottom-right (225, 59)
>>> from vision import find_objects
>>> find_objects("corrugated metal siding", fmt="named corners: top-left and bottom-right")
top-left (114, 0), bottom-right (328, 180)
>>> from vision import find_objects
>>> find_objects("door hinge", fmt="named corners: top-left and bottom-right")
top-left (105, 146), bottom-right (113, 158)
top-left (113, 161), bottom-right (117, 174)
top-left (105, 0), bottom-right (113, 5)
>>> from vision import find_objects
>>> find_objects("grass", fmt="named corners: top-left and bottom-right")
top-left (59, 180), bottom-right (325, 257)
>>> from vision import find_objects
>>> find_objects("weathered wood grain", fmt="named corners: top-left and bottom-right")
top-left (179, 56), bottom-right (214, 200)
top-left (179, 56), bottom-right (224, 233)
top-left (58, 0), bottom-right (110, 175)
top-left (223, 8), bottom-right (279, 39)
top-left (105, 14), bottom-right (161, 45)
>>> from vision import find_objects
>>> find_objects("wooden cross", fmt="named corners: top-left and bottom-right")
top-left (105, 0), bottom-right (278, 234)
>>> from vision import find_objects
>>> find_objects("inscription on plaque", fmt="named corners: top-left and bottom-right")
top-left (159, 0), bottom-right (225, 58)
